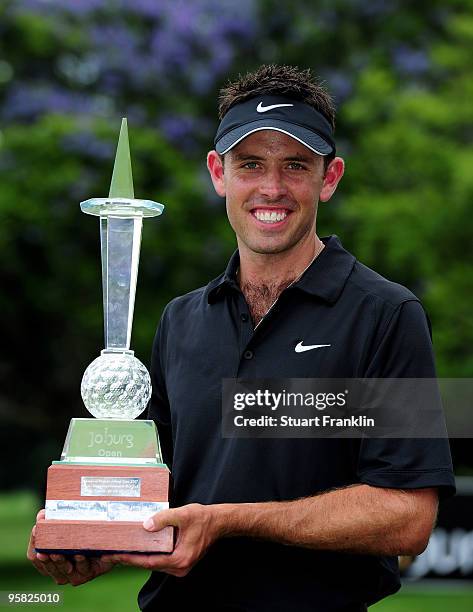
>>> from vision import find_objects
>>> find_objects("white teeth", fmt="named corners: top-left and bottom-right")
top-left (254, 210), bottom-right (288, 223)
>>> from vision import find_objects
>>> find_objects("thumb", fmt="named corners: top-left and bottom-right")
top-left (143, 508), bottom-right (178, 532)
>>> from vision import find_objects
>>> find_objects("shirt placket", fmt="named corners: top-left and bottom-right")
top-left (233, 289), bottom-right (293, 377)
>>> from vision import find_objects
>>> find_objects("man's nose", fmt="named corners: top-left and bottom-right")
top-left (258, 168), bottom-right (288, 199)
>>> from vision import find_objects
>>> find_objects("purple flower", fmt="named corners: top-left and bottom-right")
top-left (130, 0), bottom-right (166, 19)
top-left (326, 73), bottom-right (353, 103)
top-left (392, 45), bottom-right (430, 76)
top-left (3, 0), bottom-right (260, 124)
top-left (2, 84), bottom-right (87, 120)
top-left (159, 114), bottom-right (213, 153)
top-left (61, 132), bottom-right (114, 160)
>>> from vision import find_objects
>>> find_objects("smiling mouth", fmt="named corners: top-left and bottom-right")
top-left (251, 208), bottom-right (291, 224)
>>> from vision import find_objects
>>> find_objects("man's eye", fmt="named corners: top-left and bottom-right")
top-left (243, 162), bottom-right (259, 169)
top-left (287, 162), bottom-right (305, 170)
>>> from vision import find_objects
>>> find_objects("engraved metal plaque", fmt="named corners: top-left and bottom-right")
top-left (45, 500), bottom-right (169, 521)
top-left (81, 476), bottom-right (141, 497)
top-left (45, 500), bottom-right (108, 521)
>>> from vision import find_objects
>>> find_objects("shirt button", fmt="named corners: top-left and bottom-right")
top-left (243, 350), bottom-right (254, 360)
top-left (240, 313), bottom-right (249, 322)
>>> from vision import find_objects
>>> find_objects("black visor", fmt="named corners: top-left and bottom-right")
top-left (214, 95), bottom-right (335, 156)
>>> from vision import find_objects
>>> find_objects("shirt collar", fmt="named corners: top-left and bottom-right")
top-left (206, 250), bottom-right (240, 303)
top-left (206, 235), bottom-right (356, 305)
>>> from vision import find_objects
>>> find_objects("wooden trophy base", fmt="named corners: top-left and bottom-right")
top-left (35, 520), bottom-right (174, 555)
top-left (35, 463), bottom-right (173, 555)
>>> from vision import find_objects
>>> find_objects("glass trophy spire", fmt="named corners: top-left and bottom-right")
top-left (102, 118), bottom-right (138, 350)
top-left (109, 118), bottom-right (134, 200)
top-left (79, 119), bottom-right (164, 420)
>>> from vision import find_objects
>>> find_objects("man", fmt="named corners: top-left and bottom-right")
top-left (28, 65), bottom-right (455, 611)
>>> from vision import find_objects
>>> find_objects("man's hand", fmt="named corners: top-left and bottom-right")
top-left (103, 503), bottom-right (220, 577)
top-left (27, 510), bottom-right (115, 586)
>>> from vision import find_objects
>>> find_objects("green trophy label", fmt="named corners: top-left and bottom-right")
top-left (59, 418), bottom-right (165, 466)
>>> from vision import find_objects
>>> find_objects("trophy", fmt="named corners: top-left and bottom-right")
top-left (35, 119), bottom-right (173, 555)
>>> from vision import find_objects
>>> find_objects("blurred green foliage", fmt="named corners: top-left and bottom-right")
top-left (0, 0), bottom-right (472, 489)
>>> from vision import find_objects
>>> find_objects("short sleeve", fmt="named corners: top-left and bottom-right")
top-left (147, 307), bottom-right (174, 469)
top-left (358, 300), bottom-right (456, 499)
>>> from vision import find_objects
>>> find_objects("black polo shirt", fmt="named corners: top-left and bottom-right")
top-left (139, 235), bottom-right (455, 612)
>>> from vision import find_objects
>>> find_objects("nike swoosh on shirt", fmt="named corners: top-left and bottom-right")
top-left (256, 102), bottom-right (294, 113)
top-left (295, 342), bottom-right (331, 353)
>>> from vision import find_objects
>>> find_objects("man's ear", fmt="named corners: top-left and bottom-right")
top-left (319, 157), bottom-right (345, 202)
top-left (207, 150), bottom-right (226, 197)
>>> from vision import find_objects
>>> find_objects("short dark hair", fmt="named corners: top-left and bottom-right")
top-left (218, 64), bottom-right (336, 168)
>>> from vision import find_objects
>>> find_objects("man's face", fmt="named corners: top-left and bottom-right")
top-left (207, 130), bottom-right (343, 257)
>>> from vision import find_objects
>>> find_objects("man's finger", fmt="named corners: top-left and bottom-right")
top-left (102, 553), bottom-right (156, 568)
top-left (26, 526), bottom-right (37, 562)
top-left (49, 555), bottom-right (73, 575)
top-left (31, 551), bottom-right (71, 585)
top-left (103, 552), bottom-right (178, 571)
top-left (27, 525), bottom-right (50, 578)
top-left (94, 556), bottom-right (116, 573)
top-left (28, 510), bottom-right (47, 564)
top-left (143, 509), bottom-right (179, 532)
top-left (64, 555), bottom-right (115, 586)
top-left (40, 559), bottom-right (70, 585)
top-left (102, 553), bottom-right (142, 565)
top-left (73, 555), bottom-right (93, 577)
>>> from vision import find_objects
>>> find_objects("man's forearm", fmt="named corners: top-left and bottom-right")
top-left (100, 485), bottom-right (437, 578)
top-left (212, 484), bottom-right (438, 556)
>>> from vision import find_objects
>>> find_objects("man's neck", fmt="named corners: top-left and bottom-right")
top-left (237, 235), bottom-right (324, 327)
top-left (238, 235), bottom-right (323, 287)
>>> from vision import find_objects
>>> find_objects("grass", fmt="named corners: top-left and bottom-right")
top-left (1, 491), bottom-right (472, 611)
top-left (373, 588), bottom-right (473, 612)
top-left (0, 492), bottom-right (40, 566)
